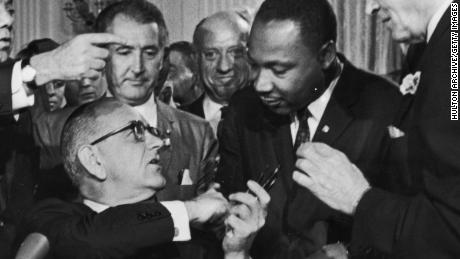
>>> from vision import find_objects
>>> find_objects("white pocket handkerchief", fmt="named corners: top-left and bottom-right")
top-left (388, 125), bottom-right (405, 139)
top-left (180, 169), bottom-right (193, 185)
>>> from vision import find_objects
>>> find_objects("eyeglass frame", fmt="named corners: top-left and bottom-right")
top-left (90, 120), bottom-right (163, 145)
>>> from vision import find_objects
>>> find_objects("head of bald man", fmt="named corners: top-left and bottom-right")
top-left (193, 11), bottom-right (251, 105)
top-left (61, 98), bottom-right (165, 205)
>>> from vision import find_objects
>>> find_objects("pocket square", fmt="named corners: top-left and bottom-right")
top-left (180, 169), bottom-right (193, 185)
top-left (388, 125), bottom-right (405, 139)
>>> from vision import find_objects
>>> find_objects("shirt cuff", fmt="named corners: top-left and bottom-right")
top-left (11, 60), bottom-right (35, 112)
top-left (161, 201), bottom-right (191, 242)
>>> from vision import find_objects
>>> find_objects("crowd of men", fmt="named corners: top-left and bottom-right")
top-left (0, 0), bottom-right (458, 258)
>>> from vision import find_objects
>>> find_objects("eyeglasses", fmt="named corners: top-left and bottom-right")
top-left (90, 120), bottom-right (162, 145)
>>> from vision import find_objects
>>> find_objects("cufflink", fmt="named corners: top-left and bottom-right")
top-left (322, 125), bottom-right (330, 133)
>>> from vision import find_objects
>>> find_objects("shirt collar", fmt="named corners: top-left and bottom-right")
top-left (427, 0), bottom-right (453, 42)
top-left (133, 93), bottom-right (158, 127)
top-left (83, 199), bottom-right (109, 213)
top-left (307, 60), bottom-right (344, 121)
top-left (203, 94), bottom-right (224, 120)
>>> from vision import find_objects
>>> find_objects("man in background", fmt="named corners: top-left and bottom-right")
top-left (183, 11), bottom-right (251, 136)
top-left (159, 41), bottom-right (203, 108)
top-left (95, 0), bottom-right (218, 202)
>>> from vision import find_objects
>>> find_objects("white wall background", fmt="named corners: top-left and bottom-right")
top-left (11, 0), bottom-right (400, 75)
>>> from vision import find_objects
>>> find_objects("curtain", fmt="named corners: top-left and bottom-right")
top-left (12, 0), bottom-right (401, 76)
top-left (330, 0), bottom-right (402, 75)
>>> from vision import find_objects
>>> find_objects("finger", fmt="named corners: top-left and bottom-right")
top-left (292, 170), bottom-right (315, 190)
top-left (247, 180), bottom-right (270, 206)
top-left (82, 33), bottom-right (128, 46)
top-left (208, 182), bottom-right (221, 191)
top-left (295, 158), bottom-right (321, 179)
top-left (89, 59), bottom-right (106, 71)
top-left (87, 47), bottom-right (110, 59)
top-left (225, 214), bottom-right (250, 235)
top-left (229, 192), bottom-right (258, 209)
top-left (230, 203), bottom-right (251, 219)
top-left (295, 141), bottom-right (316, 159)
top-left (82, 70), bottom-right (101, 80)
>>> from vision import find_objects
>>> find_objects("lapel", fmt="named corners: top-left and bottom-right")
top-left (258, 102), bottom-right (296, 191)
top-left (156, 101), bottom-right (175, 174)
top-left (313, 58), bottom-right (356, 144)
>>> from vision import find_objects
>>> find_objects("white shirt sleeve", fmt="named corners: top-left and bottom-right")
top-left (11, 60), bottom-right (35, 112)
top-left (161, 201), bottom-right (191, 242)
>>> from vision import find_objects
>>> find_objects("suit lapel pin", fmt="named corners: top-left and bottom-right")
top-left (322, 125), bottom-right (330, 133)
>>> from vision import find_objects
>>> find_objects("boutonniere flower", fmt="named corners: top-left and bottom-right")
top-left (400, 71), bottom-right (421, 95)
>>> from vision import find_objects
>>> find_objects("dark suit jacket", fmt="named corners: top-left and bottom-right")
top-left (155, 100), bottom-right (218, 201)
top-left (217, 56), bottom-right (402, 258)
top-left (351, 4), bottom-right (460, 258)
top-left (181, 94), bottom-right (205, 119)
top-left (23, 198), bottom-right (179, 259)
top-left (0, 59), bottom-right (39, 258)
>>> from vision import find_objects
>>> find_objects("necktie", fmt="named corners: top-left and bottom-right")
top-left (293, 108), bottom-right (311, 150)
top-left (216, 106), bottom-right (228, 137)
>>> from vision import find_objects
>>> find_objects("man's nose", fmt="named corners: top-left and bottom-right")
top-left (131, 52), bottom-right (145, 75)
top-left (145, 132), bottom-right (165, 152)
top-left (81, 78), bottom-right (93, 88)
top-left (45, 83), bottom-right (56, 96)
top-left (365, 0), bottom-right (380, 15)
top-left (0, 6), bottom-right (13, 29)
top-left (217, 55), bottom-right (232, 74)
top-left (253, 69), bottom-right (273, 93)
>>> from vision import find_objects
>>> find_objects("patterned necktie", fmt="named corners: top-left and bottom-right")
top-left (293, 108), bottom-right (311, 150)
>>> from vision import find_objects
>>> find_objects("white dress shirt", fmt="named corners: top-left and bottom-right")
top-left (10, 61), bottom-right (35, 119)
top-left (202, 94), bottom-right (224, 136)
top-left (290, 61), bottom-right (344, 144)
top-left (132, 93), bottom-right (158, 127)
top-left (427, 0), bottom-right (453, 42)
top-left (83, 199), bottom-right (191, 242)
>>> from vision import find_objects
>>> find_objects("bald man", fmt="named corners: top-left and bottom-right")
top-left (183, 11), bottom-right (251, 136)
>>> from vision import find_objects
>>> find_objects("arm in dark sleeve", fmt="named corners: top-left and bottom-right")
top-left (25, 199), bottom-right (176, 259)
top-left (216, 103), bottom-right (246, 195)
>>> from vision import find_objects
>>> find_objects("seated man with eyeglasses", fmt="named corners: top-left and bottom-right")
top-left (20, 98), bottom-right (269, 259)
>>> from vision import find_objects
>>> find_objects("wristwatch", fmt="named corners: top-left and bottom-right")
top-left (21, 57), bottom-right (38, 89)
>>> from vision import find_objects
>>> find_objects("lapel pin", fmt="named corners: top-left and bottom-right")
top-left (322, 125), bottom-right (330, 133)
top-left (166, 129), bottom-right (171, 135)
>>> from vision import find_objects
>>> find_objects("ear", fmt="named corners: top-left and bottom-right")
top-left (77, 145), bottom-right (107, 181)
top-left (318, 41), bottom-right (337, 70)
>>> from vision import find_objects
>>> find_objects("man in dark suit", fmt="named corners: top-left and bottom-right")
top-left (0, 0), bottom-right (128, 256)
top-left (182, 11), bottom-right (251, 136)
top-left (294, 0), bottom-right (460, 258)
top-left (95, 0), bottom-right (218, 202)
top-left (24, 98), bottom-right (269, 259)
top-left (217, 0), bottom-right (402, 258)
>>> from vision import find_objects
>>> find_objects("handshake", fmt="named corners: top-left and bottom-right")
top-left (184, 181), bottom-right (270, 259)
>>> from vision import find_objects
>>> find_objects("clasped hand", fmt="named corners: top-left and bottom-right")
top-left (185, 181), bottom-right (270, 257)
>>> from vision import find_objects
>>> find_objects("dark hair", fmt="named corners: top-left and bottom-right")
top-left (166, 41), bottom-right (198, 74)
top-left (16, 38), bottom-right (59, 61)
top-left (254, 0), bottom-right (337, 51)
top-left (94, 0), bottom-right (169, 48)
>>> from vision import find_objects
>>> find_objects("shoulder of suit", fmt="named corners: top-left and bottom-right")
top-left (160, 100), bottom-right (210, 126)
